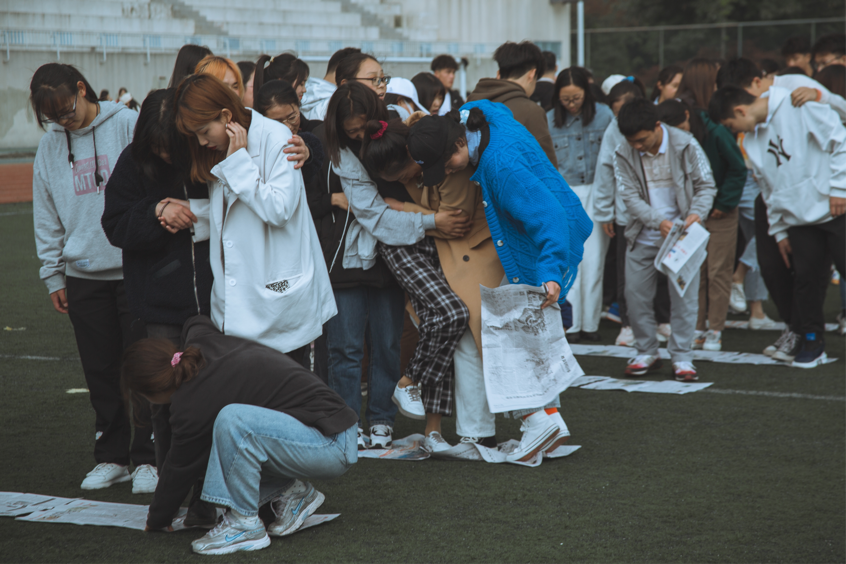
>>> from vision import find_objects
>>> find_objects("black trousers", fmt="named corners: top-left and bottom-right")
top-left (66, 277), bottom-right (154, 467)
top-left (615, 223), bottom-right (671, 327)
top-left (788, 215), bottom-right (844, 337)
top-left (755, 194), bottom-right (799, 328)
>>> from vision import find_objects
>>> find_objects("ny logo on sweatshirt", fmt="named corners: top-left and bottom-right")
top-left (767, 137), bottom-right (791, 167)
top-left (73, 155), bottom-right (111, 195)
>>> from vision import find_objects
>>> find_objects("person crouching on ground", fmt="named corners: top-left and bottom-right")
top-left (123, 315), bottom-right (358, 555)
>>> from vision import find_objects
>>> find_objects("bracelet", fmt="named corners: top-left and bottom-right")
top-left (158, 201), bottom-right (170, 219)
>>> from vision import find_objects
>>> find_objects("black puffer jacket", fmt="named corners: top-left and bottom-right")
top-left (101, 145), bottom-right (212, 325)
top-left (309, 124), bottom-right (398, 289)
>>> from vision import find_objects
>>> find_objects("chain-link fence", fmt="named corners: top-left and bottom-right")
top-left (572, 17), bottom-right (845, 86)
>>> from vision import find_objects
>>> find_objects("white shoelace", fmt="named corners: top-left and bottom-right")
top-left (674, 361), bottom-right (695, 372)
top-left (779, 331), bottom-right (799, 352)
top-left (459, 436), bottom-right (480, 444)
top-left (88, 463), bottom-right (118, 476)
top-left (428, 432), bottom-right (447, 444)
top-left (629, 354), bottom-right (655, 366)
top-left (405, 385), bottom-right (422, 402)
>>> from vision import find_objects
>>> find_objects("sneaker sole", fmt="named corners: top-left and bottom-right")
top-left (506, 426), bottom-right (558, 463)
top-left (702, 344), bottom-right (722, 351)
top-left (625, 359), bottom-right (663, 377)
top-left (544, 430), bottom-right (570, 452)
top-left (674, 374), bottom-right (699, 382)
top-left (131, 483), bottom-right (157, 494)
top-left (81, 474), bottom-right (132, 490)
top-left (194, 534), bottom-right (271, 555)
top-left (391, 395), bottom-right (426, 420)
top-left (771, 353), bottom-right (796, 362)
top-left (762, 347), bottom-right (776, 357)
top-left (792, 352), bottom-right (828, 369)
top-left (267, 491), bottom-right (325, 537)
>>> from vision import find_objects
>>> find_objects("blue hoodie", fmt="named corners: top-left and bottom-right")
top-left (462, 100), bottom-right (592, 301)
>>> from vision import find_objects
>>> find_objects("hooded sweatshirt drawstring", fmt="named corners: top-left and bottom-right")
top-left (65, 125), bottom-right (105, 193)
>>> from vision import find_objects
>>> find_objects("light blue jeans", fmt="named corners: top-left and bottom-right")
top-left (201, 404), bottom-right (358, 517)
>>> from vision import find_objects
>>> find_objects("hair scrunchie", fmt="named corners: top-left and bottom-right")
top-left (459, 109), bottom-right (470, 125)
top-left (171, 352), bottom-right (183, 367)
top-left (370, 121), bottom-right (388, 140)
top-left (626, 76), bottom-right (635, 82)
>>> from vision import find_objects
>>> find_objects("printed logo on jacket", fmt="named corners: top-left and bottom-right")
top-left (73, 155), bottom-right (110, 195)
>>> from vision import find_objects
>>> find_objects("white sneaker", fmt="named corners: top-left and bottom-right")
top-left (729, 282), bottom-right (747, 313)
top-left (192, 511), bottom-right (270, 555)
top-left (422, 431), bottom-right (451, 453)
top-left (80, 462), bottom-right (131, 490)
top-left (748, 314), bottom-right (778, 330)
top-left (505, 411), bottom-right (558, 463)
top-left (391, 384), bottom-right (426, 420)
top-left (369, 424), bottom-right (392, 448)
top-left (615, 326), bottom-right (635, 347)
top-left (656, 323), bottom-right (671, 344)
top-left (131, 464), bottom-right (158, 494)
top-left (545, 411), bottom-right (571, 451)
top-left (702, 330), bottom-right (722, 351)
top-left (267, 480), bottom-right (325, 537)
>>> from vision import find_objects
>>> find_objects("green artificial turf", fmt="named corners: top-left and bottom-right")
top-left (1, 202), bottom-right (844, 563)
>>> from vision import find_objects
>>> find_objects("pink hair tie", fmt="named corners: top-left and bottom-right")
top-left (171, 352), bottom-right (183, 367)
top-left (370, 120), bottom-right (388, 140)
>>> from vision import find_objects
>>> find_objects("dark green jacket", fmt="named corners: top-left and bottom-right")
top-left (699, 110), bottom-right (746, 212)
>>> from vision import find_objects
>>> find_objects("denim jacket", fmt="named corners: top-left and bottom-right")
top-left (547, 103), bottom-right (614, 187)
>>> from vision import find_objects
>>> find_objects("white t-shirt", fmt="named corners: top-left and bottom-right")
top-left (636, 124), bottom-right (682, 247)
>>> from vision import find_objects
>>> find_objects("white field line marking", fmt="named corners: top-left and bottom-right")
top-left (0, 354), bottom-right (77, 361)
top-left (0, 211), bottom-right (31, 217)
top-left (703, 388), bottom-right (845, 402)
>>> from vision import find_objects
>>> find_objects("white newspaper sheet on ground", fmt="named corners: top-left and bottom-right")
top-left (14, 498), bottom-right (338, 532)
top-left (0, 492), bottom-right (78, 517)
top-left (358, 434), bottom-right (580, 467)
top-left (570, 375), bottom-right (713, 394)
top-left (569, 344), bottom-right (837, 366)
top-left (480, 283), bottom-right (584, 413)
top-left (655, 221), bottom-right (709, 297)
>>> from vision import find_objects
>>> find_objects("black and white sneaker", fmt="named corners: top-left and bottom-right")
top-left (369, 424), bottom-right (393, 448)
top-left (771, 330), bottom-right (801, 362)
top-left (458, 436), bottom-right (498, 448)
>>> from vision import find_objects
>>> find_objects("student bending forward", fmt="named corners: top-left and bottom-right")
top-left (123, 316), bottom-right (358, 556)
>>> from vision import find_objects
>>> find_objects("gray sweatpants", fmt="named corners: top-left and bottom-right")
top-left (625, 242), bottom-right (700, 363)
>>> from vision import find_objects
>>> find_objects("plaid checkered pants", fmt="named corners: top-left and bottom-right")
top-left (379, 237), bottom-right (469, 416)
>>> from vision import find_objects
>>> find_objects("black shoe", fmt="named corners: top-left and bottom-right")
top-left (567, 332), bottom-right (580, 343)
top-left (183, 499), bottom-right (218, 528)
top-left (579, 331), bottom-right (601, 342)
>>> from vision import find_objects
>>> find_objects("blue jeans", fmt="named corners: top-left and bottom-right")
top-left (325, 285), bottom-right (405, 429)
top-left (201, 404), bottom-right (358, 517)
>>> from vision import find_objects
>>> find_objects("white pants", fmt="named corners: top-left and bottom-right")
top-left (454, 329), bottom-right (496, 438)
top-left (566, 183), bottom-right (610, 334)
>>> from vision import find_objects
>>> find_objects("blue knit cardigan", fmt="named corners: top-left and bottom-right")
top-left (463, 100), bottom-right (592, 302)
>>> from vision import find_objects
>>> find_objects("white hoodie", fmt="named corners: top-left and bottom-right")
top-left (300, 77), bottom-right (336, 121)
top-left (741, 87), bottom-right (846, 242)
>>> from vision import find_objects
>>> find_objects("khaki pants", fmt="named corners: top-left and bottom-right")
top-left (696, 208), bottom-right (739, 332)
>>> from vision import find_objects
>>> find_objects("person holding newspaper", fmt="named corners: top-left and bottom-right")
top-left (613, 98), bottom-right (716, 381)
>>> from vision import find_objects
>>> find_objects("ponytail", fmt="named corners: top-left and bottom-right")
top-left (460, 107), bottom-right (488, 132)
top-left (121, 338), bottom-right (205, 425)
top-left (360, 118), bottom-right (412, 177)
top-left (254, 53), bottom-right (310, 98)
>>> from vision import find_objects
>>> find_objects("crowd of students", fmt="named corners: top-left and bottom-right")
top-left (28, 32), bottom-right (846, 555)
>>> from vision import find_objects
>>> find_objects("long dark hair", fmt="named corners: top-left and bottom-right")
top-left (650, 65), bottom-right (683, 102)
top-left (29, 63), bottom-right (99, 130)
top-left (324, 81), bottom-right (388, 166)
top-left (411, 73), bottom-right (446, 113)
top-left (552, 67), bottom-right (596, 128)
top-left (168, 44), bottom-right (213, 88)
top-left (254, 53), bottom-right (310, 96)
top-left (334, 52), bottom-right (380, 85)
top-left (815, 64), bottom-right (846, 98)
top-left (121, 338), bottom-right (204, 426)
top-left (676, 58), bottom-right (718, 110)
top-left (131, 88), bottom-right (179, 180)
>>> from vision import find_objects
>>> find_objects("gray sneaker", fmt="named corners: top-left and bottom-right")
top-left (267, 480), bottom-right (325, 537)
top-left (771, 330), bottom-right (800, 362)
top-left (191, 512), bottom-right (270, 555)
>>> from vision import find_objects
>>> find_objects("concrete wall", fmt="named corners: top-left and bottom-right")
top-left (1, 52), bottom-right (500, 152)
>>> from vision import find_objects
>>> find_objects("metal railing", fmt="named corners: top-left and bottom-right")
top-left (1, 29), bottom-right (504, 63)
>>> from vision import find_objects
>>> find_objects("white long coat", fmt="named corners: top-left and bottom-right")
top-left (208, 110), bottom-right (336, 353)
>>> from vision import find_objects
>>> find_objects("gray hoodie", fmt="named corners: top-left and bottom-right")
top-left (33, 101), bottom-right (138, 293)
top-left (301, 77), bottom-right (336, 121)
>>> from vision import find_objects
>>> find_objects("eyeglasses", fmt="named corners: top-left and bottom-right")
top-left (276, 108), bottom-right (301, 128)
top-left (559, 95), bottom-right (584, 106)
top-left (352, 75), bottom-right (391, 88)
top-left (45, 93), bottom-right (79, 124)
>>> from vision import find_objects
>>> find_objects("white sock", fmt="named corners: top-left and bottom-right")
top-left (548, 411), bottom-right (566, 430)
top-left (228, 508), bottom-right (261, 529)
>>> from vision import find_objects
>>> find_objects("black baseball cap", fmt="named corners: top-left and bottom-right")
top-left (408, 116), bottom-right (452, 186)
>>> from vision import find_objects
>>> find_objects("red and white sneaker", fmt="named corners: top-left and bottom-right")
top-left (625, 354), bottom-right (662, 376)
top-left (673, 361), bottom-right (698, 381)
